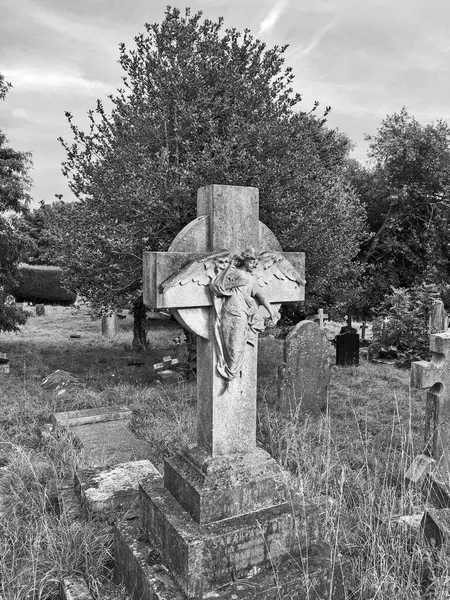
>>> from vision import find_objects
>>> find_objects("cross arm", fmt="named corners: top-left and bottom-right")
top-left (411, 360), bottom-right (442, 390)
top-left (143, 251), bottom-right (212, 309)
top-left (143, 250), bottom-right (305, 310)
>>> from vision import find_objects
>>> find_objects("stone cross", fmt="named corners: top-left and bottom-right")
top-left (411, 333), bottom-right (450, 476)
top-left (316, 308), bottom-right (328, 329)
top-left (143, 185), bottom-right (304, 458)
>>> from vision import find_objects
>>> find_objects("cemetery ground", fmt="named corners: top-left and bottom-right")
top-left (0, 306), bottom-right (447, 599)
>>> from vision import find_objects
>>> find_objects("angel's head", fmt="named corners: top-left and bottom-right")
top-left (236, 247), bottom-right (259, 272)
top-left (214, 254), bottom-right (231, 272)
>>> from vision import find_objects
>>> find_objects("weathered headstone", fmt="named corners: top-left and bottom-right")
top-left (36, 303), bottom-right (45, 316)
top-left (336, 331), bottom-right (360, 366)
top-left (101, 313), bottom-right (118, 337)
top-left (429, 300), bottom-right (448, 334)
top-left (114, 185), bottom-right (346, 599)
top-left (277, 320), bottom-right (330, 414)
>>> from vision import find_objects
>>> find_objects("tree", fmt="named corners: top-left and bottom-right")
top-left (17, 201), bottom-right (66, 265)
top-left (56, 7), bottom-right (366, 347)
top-left (0, 73), bottom-right (33, 332)
top-left (351, 108), bottom-right (450, 308)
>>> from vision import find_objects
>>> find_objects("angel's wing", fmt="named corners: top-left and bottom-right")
top-left (160, 251), bottom-right (231, 293)
top-left (254, 252), bottom-right (305, 287)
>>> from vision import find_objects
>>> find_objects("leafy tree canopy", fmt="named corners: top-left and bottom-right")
top-left (350, 108), bottom-right (450, 309)
top-left (0, 72), bottom-right (32, 331)
top-left (56, 7), bottom-right (366, 320)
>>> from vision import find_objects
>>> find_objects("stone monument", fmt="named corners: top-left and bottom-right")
top-left (411, 332), bottom-right (450, 477)
top-left (277, 320), bottom-right (330, 415)
top-left (115, 185), bottom-right (346, 598)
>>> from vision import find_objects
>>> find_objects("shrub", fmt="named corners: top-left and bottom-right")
top-left (370, 284), bottom-right (440, 366)
top-left (6, 264), bottom-right (76, 304)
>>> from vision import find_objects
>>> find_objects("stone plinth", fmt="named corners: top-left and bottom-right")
top-left (140, 473), bottom-right (321, 598)
top-left (115, 517), bottom-right (348, 600)
top-left (164, 447), bottom-right (288, 524)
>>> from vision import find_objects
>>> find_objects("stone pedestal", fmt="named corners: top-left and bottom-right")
top-left (164, 447), bottom-right (289, 524)
top-left (115, 466), bottom-right (347, 600)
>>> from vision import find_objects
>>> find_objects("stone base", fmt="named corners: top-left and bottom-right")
top-left (75, 460), bottom-right (159, 518)
top-left (139, 470), bottom-right (326, 598)
top-left (164, 447), bottom-right (289, 524)
top-left (115, 518), bottom-right (349, 600)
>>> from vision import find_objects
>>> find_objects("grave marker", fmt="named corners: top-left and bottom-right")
top-left (277, 320), bottom-right (330, 414)
top-left (114, 185), bottom-right (346, 598)
top-left (314, 307), bottom-right (328, 329)
top-left (0, 353), bottom-right (10, 374)
top-left (429, 300), bottom-right (448, 334)
top-left (101, 313), bottom-right (118, 337)
top-left (411, 333), bottom-right (450, 477)
top-left (336, 330), bottom-right (360, 366)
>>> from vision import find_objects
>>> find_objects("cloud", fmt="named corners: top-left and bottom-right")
top-left (258, 0), bottom-right (288, 34)
top-left (3, 68), bottom-right (114, 96)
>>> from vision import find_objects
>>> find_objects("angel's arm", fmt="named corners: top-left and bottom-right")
top-left (254, 288), bottom-right (275, 320)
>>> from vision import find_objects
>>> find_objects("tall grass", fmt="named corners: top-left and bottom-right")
top-left (0, 307), bottom-right (447, 598)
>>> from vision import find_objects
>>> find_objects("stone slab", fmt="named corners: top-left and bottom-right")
top-left (115, 519), bottom-right (348, 600)
top-left (69, 420), bottom-right (149, 467)
top-left (52, 406), bottom-right (132, 428)
top-left (140, 476), bottom-right (322, 598)
top-left (61, 576), bottom-right (92, 600)
top-left (75, 460), bottom-right (160, 518)
top-left (164, 447), bottom-right (289, 524)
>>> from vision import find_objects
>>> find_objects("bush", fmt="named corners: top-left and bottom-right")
top-left (6, 264), bottom-right (76, 304)
top-left (370, 284), bottom-right (440, 366)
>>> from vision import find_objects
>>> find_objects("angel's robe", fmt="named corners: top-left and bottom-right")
top-left (210, 265), bottom-right (265, 381)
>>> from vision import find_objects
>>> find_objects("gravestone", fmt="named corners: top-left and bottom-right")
top-left (0, 353), bottom-right (10, 374)
top-left (411, 332), bottom-right (450, 479)
top-left (36, 303), bottom-right (45, 316)
top-left (429, 300), bottom-right (448, 334)
top-left (277, 320), bottom-right (330, 414)
top-left (336, 331), bottom-right (360, 366)
top-left (101, 313), bottom-right (118, 337)
top-left (315, 308), bottom-right (328, 329)
top-left (115, 185), bottom-right (346, 598)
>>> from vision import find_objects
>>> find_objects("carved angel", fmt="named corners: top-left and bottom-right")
top-left (160, 248), bottom-right (304, 382)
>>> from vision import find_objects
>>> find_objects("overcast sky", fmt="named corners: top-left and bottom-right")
top-left (1, 0), bottom-right (449, 206)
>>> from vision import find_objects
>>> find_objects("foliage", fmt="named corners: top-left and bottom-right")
top-left (16, 201), bottom-right (65, 266)
top-left (6, 264), bottom-right (76, 304)
top-left (350, 108), bottom-right (450, 309)
top-left (370, 284), bottom-right (440, 366)
top-left (56, 7), bottom-right (366, 319)
top-left (0, 72), bottom-right (33, 332)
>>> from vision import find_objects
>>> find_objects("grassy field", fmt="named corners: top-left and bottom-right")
top-left (0, 306), bottom-right (446, 599)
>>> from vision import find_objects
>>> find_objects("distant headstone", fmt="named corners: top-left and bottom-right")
top-left (429, 300), bottom-right (448, 334)
top-left (0, 353), bottom-right (10, 374)
top-left (336, 331), bottom-right (359, 366)
top-left (101, 313), bottom-right (118, 337)
top-left (36, 304), bottom-right (45, 316)
top-left (277, 320), bottom-right (330, 414)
